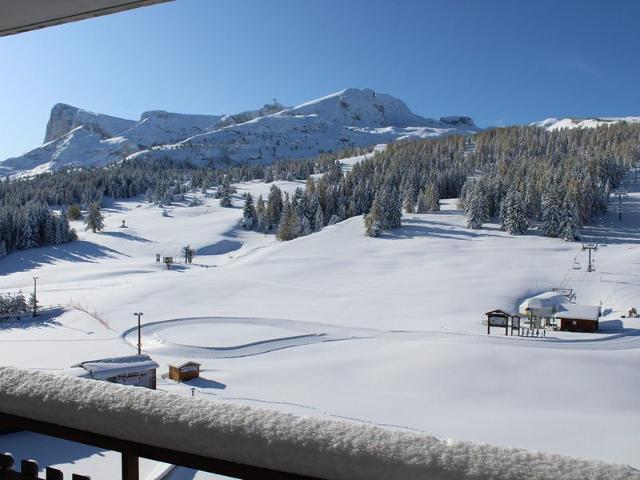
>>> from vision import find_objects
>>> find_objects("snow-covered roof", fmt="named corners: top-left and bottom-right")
top-left (519, 292), bottom-right (567, 314)
top-left (70, 354), bottom-right (158, 380)
top-left (172, 361), bottom-right (201, 369)
top-left (554, 304), bottom-right (601, 321)
top-left (0, 367), bottom-right (636, 480)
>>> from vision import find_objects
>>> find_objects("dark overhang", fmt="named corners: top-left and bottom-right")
top-left (0, 0), bottom-right (172, 37)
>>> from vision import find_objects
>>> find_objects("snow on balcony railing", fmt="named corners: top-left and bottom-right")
top-left (0, 366), bottom-right (638, 480)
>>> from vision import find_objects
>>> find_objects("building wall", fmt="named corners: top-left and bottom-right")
top-left (559, 318), bottom-right (598, 333)
top-left (107, 369), bottom-right (156, 389)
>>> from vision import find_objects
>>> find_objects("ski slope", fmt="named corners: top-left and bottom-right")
top-left (0, 174), bottom-right (639, 478)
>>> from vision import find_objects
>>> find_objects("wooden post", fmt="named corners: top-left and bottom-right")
top-left (21, 459), bottom-right (39, 477)
top-left (46, 467), bottom-right (64, 480)
top-left (121, 452), bottom-right (139, 480)
top-left (0, 453), bottom-right (15, 477)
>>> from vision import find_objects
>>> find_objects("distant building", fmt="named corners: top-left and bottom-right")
top-left (553, 304), bottom-right (601, 333)
top-left (519, 291), bottom-right (601, 333)
top-left (65, 354), bottom-right (159, 389)
top-left (169, 361), bottom-right (201, 382)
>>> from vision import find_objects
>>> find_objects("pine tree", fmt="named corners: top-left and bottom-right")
top-left (404, 194), bottom-right (415, 214)
top-left (255, 194), bottom-right (268, 233)
top-left (425, 183), bottom-right (440, 211)
top-left (364, 195), bottom-right (384, 237)
top-left (85, 202), bottom-right (104, 233)
top-left (560, 200), bottom-right (580, 241)
top-left (501, 189), bottom-right (529, 235)
top-left (219, 188), bottom-right (232, 207)
top-left (0, 240), bottom-right (6, 258)
top-left (267, 184), bottom-right (283, 229)
top-left (68, 204), bottom-right (82, 220)
top-left (466, 192), bottom-right (485, 229)
top-left (277, 195), bottom-right (300, 241)
top-left (541, 186), bottom-right (562, 238)
top-left (242, 193), bottom-right (257, 229)
top-left (313, 203), bottom-right (324, 232)
top-left (28, 292), bottom-right (39, 317)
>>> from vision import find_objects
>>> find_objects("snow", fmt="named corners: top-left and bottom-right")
top-left (0, 88), bottom-right (478, 176)
top-left (554, 304), bottom-right (601, 321)
top-left (531, 116), bottom-right (640, 131)
top-left (518, 291), bottom-right (567, 315)
top-left (0, 172), bottom-right (639, 477)
top-left (0, 366), bottom-right (638, 480)
top-left (67, 354), bottom-right (159, 380)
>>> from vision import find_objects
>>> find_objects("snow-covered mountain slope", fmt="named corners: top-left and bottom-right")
top-left (1, 88), bottom-right (478, 176)
top-left (0, 125), bottom-right (140, 177)
top-left (131, 88), bottom-right (479, 165)
top-left (121, 111), bottom-right (225, 147)
top-left (532, 116), bottom-right (640, 131)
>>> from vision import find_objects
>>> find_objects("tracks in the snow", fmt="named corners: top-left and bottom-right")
top-left (121, 316), bottom-right (640, 359)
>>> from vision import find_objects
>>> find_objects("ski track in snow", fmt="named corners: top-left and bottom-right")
top-left (122, 315), bottom-right (640, 359)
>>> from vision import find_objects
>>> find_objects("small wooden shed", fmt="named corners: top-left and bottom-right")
top-left (554, 305), bottom-right (601, 333)
top-left (169, 361), bottom-right (201, 382)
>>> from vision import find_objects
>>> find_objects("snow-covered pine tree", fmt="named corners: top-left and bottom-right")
top-left (403, 193), bottom-right (415, 214)
top-left (541, 186), bottom-right (562, 238)
top-left (27, 292), bottom-right (38, 316)
top-left (466, 191), bottom-right (485, 229)
top-left (313, 204), bottom-right (324, 232)
top-left (415, 189), bottom-right (429, 214)
top-left (501, 188), bottom-right (529, 235)
top-left (267, 184), bottom-right (283, 229)
top-left (425, 183), bottom-right (440, 211)
top-left (242, 193), bottom-right (257, 229)
top-left (13, 291), bottom-right (27, 314)
top-left (85, 202), bottom-right (104, 233)
top-left (277, 194), bottom-right (300, 241)
top-left (255, 194), bottom-right (268, 232)
top-left (364, 194), bottom-right (384, 237)
top-left (20, 218), bottom-right (38, 249)
top-left (219, 188), bottom-right (232, 208)
top-left (560, 200), bottom-right (580, 242)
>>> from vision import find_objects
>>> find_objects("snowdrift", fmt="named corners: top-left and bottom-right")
top-left (0, 367), bottom-right (636, 480)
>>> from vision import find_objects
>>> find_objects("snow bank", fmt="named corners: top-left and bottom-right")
top-left (0, 367), bottom-right (636, 480)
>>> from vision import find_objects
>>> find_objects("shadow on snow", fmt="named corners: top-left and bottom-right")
top-left (0, 241), bottom-right (127, 275)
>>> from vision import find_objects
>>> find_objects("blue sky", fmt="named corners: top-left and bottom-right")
top-left (1, 0), bottom-right (639, 160)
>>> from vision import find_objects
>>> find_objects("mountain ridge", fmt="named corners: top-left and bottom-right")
top-left (1, 88), bottom-right (479, 177)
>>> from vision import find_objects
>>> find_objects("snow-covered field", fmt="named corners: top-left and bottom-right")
top-left (1, 173), bottom-right (639, 478)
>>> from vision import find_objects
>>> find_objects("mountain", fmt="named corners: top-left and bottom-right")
top-left (130, 88), bottom-right (479, 166)
top-left (1, 88), bottom-right (479, 177)
top-left (531, 116), bottom-right (640, 131)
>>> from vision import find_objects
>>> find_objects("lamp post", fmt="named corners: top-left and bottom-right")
top-left (133, 312), bottom-right (144, 354)
top-left (32, 277), bottom-right (38, 317)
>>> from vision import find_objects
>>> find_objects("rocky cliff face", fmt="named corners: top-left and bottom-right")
top-left (43, 103), bottom-right (135, 143)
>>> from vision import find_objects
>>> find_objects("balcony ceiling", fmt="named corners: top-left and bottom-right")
top-left (0, 0), bottom-right (172, 37)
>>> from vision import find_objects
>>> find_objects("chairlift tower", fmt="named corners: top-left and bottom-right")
top-left (581, 243), bottom-right (598, 272)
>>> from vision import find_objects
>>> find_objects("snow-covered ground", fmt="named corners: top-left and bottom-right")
top-left (531, 116), bottom-right (640, 131)
top-left (0, 174), bottom-right (639, 478)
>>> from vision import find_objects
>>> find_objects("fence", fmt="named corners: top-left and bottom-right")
top-left (0, 454), bottom-right (89, 480)
top-left (67, 302), bottom-right (112, 331)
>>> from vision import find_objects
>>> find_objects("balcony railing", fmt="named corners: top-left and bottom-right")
top-left (0, 367), bottom-right (637, 480)
top-left (0, 453), bottom-right (90, 479)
